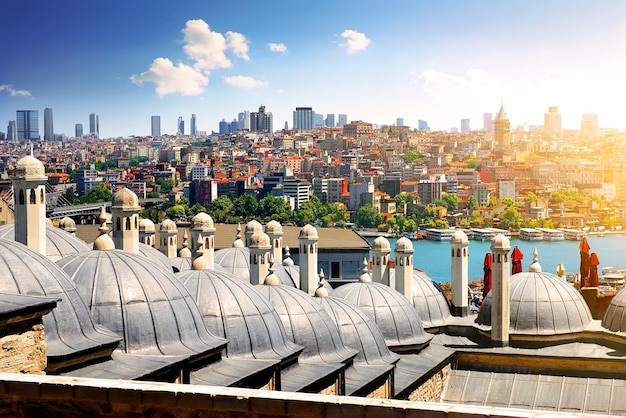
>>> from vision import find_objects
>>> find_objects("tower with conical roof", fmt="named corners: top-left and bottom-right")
top-left (13, 154), bottom-right (47, 255)
top-left (111, 187), bottom-right (140, 253)
top-left (494, 103), bottom-right (511, 153)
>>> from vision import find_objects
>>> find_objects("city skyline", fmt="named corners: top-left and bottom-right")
top-left (2, 1), bottom-right (626, 138)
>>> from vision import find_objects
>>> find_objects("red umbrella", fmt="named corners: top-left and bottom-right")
top-left (579, 237), bottom-right (591, 288)
top-left (483, 253), bottom-right (492, 299)
top-left (511, 246), bottom-right (524, 274)
top-left (589, 252), bottom-right (600, 288)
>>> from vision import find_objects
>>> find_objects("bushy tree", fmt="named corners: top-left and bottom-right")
top-left (403, 149), bottom-right (425, 164)
top-left (355, 204), bottom-right (382, 228)
top-left (208, 195), bottom-right (233, 223)
top-left (498, 206), bottom-right (521, 230)
top-left (79, 182), bottom-right (112, 203)
top-left (259, 195), bottom-right (292, 222)
top-left (232, 193), bottom-right (259, 219)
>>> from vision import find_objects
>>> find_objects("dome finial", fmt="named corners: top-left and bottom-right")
top-left (358, 257), bottom-right (372, 283)
top-left (315, 269), bottom-right (329, 298)
top-left (99, 205), bottom-right (108, 225)
top-left (178, 231), bottom-right (192, 258)
top-left (232, 223), bottom-right (244, 247)
top-left (93, 213), bottom-right (115, 250)
top-left (283, 246), bottom-right (294, 266)
top-left (192, 246), bottom-right (210, 270)
top-left (264, 255), bottom-right (281, 286)
top-left (529, 248), bottom-right (541, 272)
top-left (556, 262), bottom-right (566, 278)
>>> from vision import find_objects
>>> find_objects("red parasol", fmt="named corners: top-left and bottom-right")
top-left (589, 252), bottom-right (600, 288)
top-left (483, 253), bottom-right (492, 299)
top-left (579, 237), bottom-right (591, 288)
top-left (511, 246), bottom-right (524, 275)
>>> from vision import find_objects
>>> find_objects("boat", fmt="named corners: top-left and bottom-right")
top-left (518, 228), bottom-right (543, 241)
top-left (558, 228), bottom-right (584, 241)
top-left (423, 228), bottom-right (454, 241)
top-left (536, 228), bottom-right (565, 241)
top-left (469, 228), bottom-right (497, 241)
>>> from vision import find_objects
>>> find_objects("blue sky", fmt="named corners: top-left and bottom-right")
top-left (2, 1), bottom-right (626, 138)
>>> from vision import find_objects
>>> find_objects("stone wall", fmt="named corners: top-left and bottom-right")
top-left (407, 363), bottom-right (451, 402)
top-left (0, 322), bottom-right (46, 374)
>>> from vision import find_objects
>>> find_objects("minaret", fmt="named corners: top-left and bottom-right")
top-left (450, 230), bottom-right (469, 317)
top-left (13, 154), bottom-right (47, 255)
top-left (394, 237), bottom-right (413, 300)
top-left (490, 234), bottom-right (511, 346)
top-left (298, 224), bottom-right (319, 296)
top-left (159, 219), bottom-right (178, 258)
top-left (139, 219), bottom-right (156, 247)
top-left (111, 187), bottom-right (141, 253)
top-left (265, 220), bottom-right (284, 265)
top-left (371, 236), bottom-right (391, 285)
top-left (191, 213), bottom-right (216, 269)
top-left (494, 102), bottom-right (511, 153)
top-left (249, 230), bottom-right (272, 285)
top-left (244, 219), bottom-right (263, 247)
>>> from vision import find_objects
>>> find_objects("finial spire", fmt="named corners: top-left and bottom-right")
top-left (529, 248), bottom-right (542, 272)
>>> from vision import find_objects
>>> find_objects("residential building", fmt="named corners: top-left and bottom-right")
top-left (76, 168), bottom-right (103, 195)
top-left (282, 177), bottom-right (311, 209)
top-left (471, 183), bottom-right (492, 207)
top-left (343, 121), bottom-right (373, 138)
top-left (418, 174), bottom-right (446, 205)
top-left (312, 178), bottom-right (328, 203)
top-left (44, 108), bottom-right (54, 141)
top-left (498, 179), bottom-right (516, 200)
top-left (16, 110), bottom-right (39, 140)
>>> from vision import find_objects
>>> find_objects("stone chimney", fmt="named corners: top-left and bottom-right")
top-left (394, 237), bottom-right (413, 300)
top-left (298, 224), bottom-right (319, 296)
top-left (191, 213), bottom-right (216, 269)
top-left (371, 236), bottom-right (391, 285)
top-left (159, 219), bottom-right (178, 258)
top-left (139, 219), bottom-right (156, 247)
top-left (111, 188), bottom-right (140, 254)
top-left (491, 234), bottom-right (511, 346)
top-left (265, 220), bottom-right (284, 265)
top-left (249, 230), bottom-right (272, 285)
top-left (244, 219), bottom-right (262, 247)
top-left (450, 230), bottom-right (469, 317)
top-left (12, 154), bottom-right (47, 255)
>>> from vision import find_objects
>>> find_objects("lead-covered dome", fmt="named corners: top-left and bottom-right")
top-left (177, 268), bottom-right (302, 362)
top-left (112, 187), bottom-right (139, 209)
top-left (57, 249), bottom-right (226, 356)
top-left (138, 242), bottom-right (175, 272)
top-left (0, 224), bottom-right (90, 262)
top-left (191, 212), bottom-right (215, 230)
top-left (330, 280), bottom-right (432, 352)
top-left (601, 287), bottom-right (626, 333)
top-left (476, 271), bottom-right (593, 334)
top-left (372, 236), bottom-right (391, 252)
top-left (14, 155), bottom-right (46, 179)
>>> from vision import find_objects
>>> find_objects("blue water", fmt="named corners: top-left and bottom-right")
top-left (364, 234), bottom-right (626, 284)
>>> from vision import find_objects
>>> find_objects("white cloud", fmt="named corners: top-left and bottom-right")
top-left (130, 57), bottom-right (208, 96)
top-left (268, 43), bottom-right (287, 53)
top-left (339, 29), bottom-right (371, 54)
top-left (0, 85), bottom-right (31, 97)
top-left (223, 75), bottom-right (269, 89)
top-left (183, 19), bottom-right (233, 70)
top-left (417, 68), bottom-right (502, 101)
top-left (226, 31), bottom-right (250, 60)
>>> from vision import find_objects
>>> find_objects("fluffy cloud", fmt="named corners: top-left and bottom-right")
top-left (223, 75), bottom-right (269, 89)
top-left (226, 31), bottom-right (250, 60)
top-left (0, 85), bottom-right (31, 97)
top-left (339, 30), bottom-right (371, 54)
top-left (183, 19), bottom-right (232, 70)
top-left (130, 58), bottom-right (208, 96)
top-left (267, 43), bottom-right (287, 53)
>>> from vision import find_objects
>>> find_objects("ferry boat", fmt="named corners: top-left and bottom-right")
top-left (600, 267), bottom-right (625, 289)
top-left (469, 228), bottom-right (497, 241)
top-left (423, 228), bottom-right (454, 241)
top-left (485, 227), bottom-right (511, 237)
top-left (518, 228), bottom-right (543, 241)
top-left (536, 228), bottom-right (565, 241)
top-left (558, 228), bottom-right (585, 241)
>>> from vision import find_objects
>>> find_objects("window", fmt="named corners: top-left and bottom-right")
top-left (331, 261), bottom-right (341, 279)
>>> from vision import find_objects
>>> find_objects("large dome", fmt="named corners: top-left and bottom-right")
top-left (601, 286), bottom-right (626, 332)
top-left (256, 283), bottom-right (357, 364)
top-left (0, 238), bottom-right (119, 367)
top-left (331, 281), bottom-right (432, 352)
top-left (176, 268), bottom-right (302, 362)
top-left (389, 268), bottom-right (451, 328)
top-left (57, 249), bottom-right (226, 356)
top-left (138, 242), bottom-right (175, 272)
top-left (0, 224), bottom-right (90, 262)
top-left (214, 246), bottom-right (296, 286)
top-left (476, 271), bottom-right (593, 334)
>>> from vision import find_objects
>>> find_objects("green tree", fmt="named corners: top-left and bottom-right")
top-left (259, 195), bottom-right (292, 222)
top-left (79, 183), bottom-right (112, 203)
top-left (463, 157), bottom-right (480, 171)
top-left (501, 196), bottom-right (515, 207)
top-left (403, 149), bottom-right (425, 164)
top-left (157, 178), bottom-right (175, 194)
top-left (435, 219), bottom-right (449, 229)
top-left (61, 186), bottom-right (79, 205)
top-left (524, 192), bottom-right (539, 202)
top-left (232, 193), bottom-right (259, 218)
top-left (467, 195), bottom-right (478, 211)
top-left (498, 206), bottom-right (521, 230)
top-left (434, 193), bottom-right (458, 212)
top-left (317, 202), bottom-right (349, 227)
top-left (166, 204), bottom-right (187, 221)
top-left (355, 204), bottom-right (382, 228)
top-left (487, 196), bottom-right (501, 207)
top-left (208, 195), bottom-right (233, 223)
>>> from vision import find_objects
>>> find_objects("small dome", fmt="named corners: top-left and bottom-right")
top-left (112, 187), bottom-right (139, 209)
top-left (58, 249), bottom-right (226, 356)
top-left (179, 247), bottom-right (192, 258)
top-left (178, 268), bottom-right (302, 362)
top-left (138, 218), bottom-right (155, 233)
top-left (191, 212), bottom-right (215, 230)
top-left (602, 287), bottom-right (626, 332)
top-left (249, 231), bottom-right (271, 248)
top-left (298, 224), bottom-right (318, 240)
top-left (476, 271), bottom-right (593, 334)
top-left (372, 236), bottom-right (391, 252)
top-left (14, 155), bottom-right (46, 179)
top-left (59, 217), bottom-right (77, 231)
top-left (214, 246), bottom-right (296, 286)
top-left (138, 242), bottom-right (175, 272)
top-left (395, 237), bottom-right (413, 253)
top-left (451, 230), bottom-right (469, 245)
top-left (491, 234), bottom-right (511, 252)
top-left (244, 219), bottom-right (263, 236)
top-left (0, 224), bottom-right (90, 262)
top-left (159, 219), bottom-right (177, 232)
top-left (316, 296), bottom-right (399, 366)
top-left (331, 281), bottom-right (432, 352)
top-left (265, 220), bottom-right (283, 236)
top-left (256, 284), bottom-right (357, 364)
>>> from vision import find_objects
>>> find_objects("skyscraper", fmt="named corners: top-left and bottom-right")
top-left (483, 112), bottom-right (493, 131)
top-left (151, 116), bottom-right (161, 137)
top-left (293, 107), bottom-right (314, 131)
top-left (418, 120), bottom-right (429, 131)
top-left (177, 117), bottom-right (184, 135)
top-left (7, 120), bottom-right (17, 141)
top-left (75, 124), bottom-right (83, 137)
top-left (89, 113), bottom-right (99, 136)
top-left (461, 119), bottom-right (470, 134)
top-left (543, 106), bottom-right (562, 139)
top-left (190, 114), bottom-right (197, 136)
top-left (44, 108), bottom-right (54, 141)
top-left (238, 111), bottom-right (250, 131)
top-left (16, 110), bottom-right (39, 140)
top-left (325, 114), bottom-right (335, 127)
top-left (250, 105), bottom-right (273, 133)
top-left (337, 114), bottom-right (348, 127)
top-left (396, 117), bottom-right (404, 126)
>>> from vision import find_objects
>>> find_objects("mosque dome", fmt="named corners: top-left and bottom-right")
top-left (265, 220), bottom-right (283, 236)
top-left (601, 286), bottom-right (626, 333)
top-left (59, 217), bottom-right (77, 232)
top-left (112, 187), bottom-right (139, 209)
top-left (298, 224), bottom-right (318, 240)
top-left (0, 238), bottom-right (119, 367)
top-left (176, 268), bottom-right (302, 362)
top-left (372, 236), bottom-right (391, 252)
top-left (57, 249), bottom-right (226, 356)
top-left (389, 269), bottom-right (451, 328)
top-left (0, 224), bottom-right (90, 262)
top-left (191, 212), bottom-right (215, 230)
top-left (451, 230), bottom-right (469, 245)
top-left (244, 219), bottom-right (263, 236)
top-left (395, 237), bottom-right (413, 253)
top-left (315, 295), bottom-right (399, 366)
top-left (138, 218), bottom-right (155, 234)
top-left (138, 242), bottom-right (175, 272)
top-left (476, 271), bottom-right (593, 334)
top-left (249, 231), bottom-right (271, 248)
top-left (159, 219), bottom-right (177, 232)
top-left (331, 281), bottom-right (432, 352)
top-left (14, 155), bottom-right (46, 179)
top-left (256, 283), bottom-right (357, 364)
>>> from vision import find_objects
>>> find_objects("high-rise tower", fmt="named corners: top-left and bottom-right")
top-left (177, 116), bottom-right (184, 135)
top-left (493, 103), bottom-right (511, 151)
top-left (44, 108), bottom-right (54, 141)
top-left (190, 114), bottom-right (197, 136)
top-left (16, 110), bottom-right (39, 140)
top-left (89, 113), bottom-right (99, 137)
top-left (543, 106), bottom-right (562, 139)
top-left (75, 124), bottom-right (83, 137)
top-left (151, 116), bottom-right (161, 137)
top-left (7, 120), bottom-right (17, 141)
top-left (293, 107), bottom-right (314, 131)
